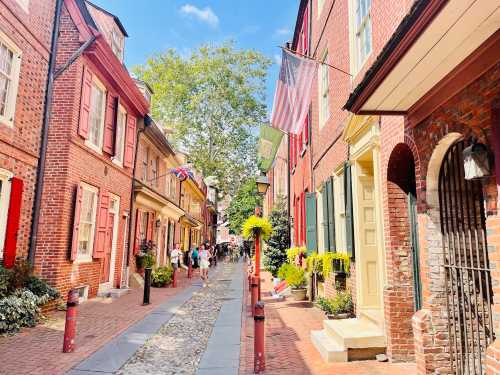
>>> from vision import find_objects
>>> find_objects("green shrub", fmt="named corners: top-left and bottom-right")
top-left (0, 289), bottom-right (50, 334)
top-left (263, 197), bottom-right (289, 277)
top-left (10, 260), bottom-right (33, 290)
top-left (285, 265), bottom-right (306, 289)
top-left (0, 266), bottom-right (12, 299)
top-left (25, 276), bottom-right (60, 300)
top-left (316, 292), bottom-right (353, 315)
top-left (277, 263), bottom-right (293, 281)
top-left (151, 266), bottom-right (173, 287)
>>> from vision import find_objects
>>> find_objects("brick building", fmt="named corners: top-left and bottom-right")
top-left (33, 0), bottom-right (149, 300)
top-left (0, 0), bottom-right (55, 268)
top-left (264, 136), bottom-right (288, 216)
top-left (345, 0), bottom-right (500, 373)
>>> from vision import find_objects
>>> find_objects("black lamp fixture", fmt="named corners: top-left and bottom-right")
top-left (463, 138), bottom-right (492, 180)
top-left (256, 172), bottom-right (270, 196)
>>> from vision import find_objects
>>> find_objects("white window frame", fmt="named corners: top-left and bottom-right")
top-left (112, 105), bottom-right (126, 166)
top-left (110, 27), bottom-right (124, 62)
top-left (0, 32), bottom-right (22, 128)
top-left (151, 156), bottom-right (158, 188)
top-left (85, 77), bottom-right (106, 153)
top-left (318, 50), bottom-right (329, 129)
top-left (348, 0), bottom-right (372, 75)
top-left (0, 169), bottom-right (13, 259)
top-left (76, 183), bottom-right (98, 263)
top-left (317, 0), bottom-right (325, 18)
top-left (334, 173), bottom-right (347, 253)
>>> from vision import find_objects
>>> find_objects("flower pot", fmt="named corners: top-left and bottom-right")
top-left (291, 287), bottom-right (307, 301)
top-left (326, 312), bottom-right (351, 320)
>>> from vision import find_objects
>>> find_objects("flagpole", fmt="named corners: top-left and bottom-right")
top-left (278, 46), bottom-right (352, 77)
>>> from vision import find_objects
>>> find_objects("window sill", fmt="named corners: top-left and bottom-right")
top-left (84, 140), bottom-right (103, 155)
top-left (74, 256), bottom-right (93, 264)
top-left (111, 157), bottom-right (123, 168)
top-left (0, 117), bottom-right (14, 128)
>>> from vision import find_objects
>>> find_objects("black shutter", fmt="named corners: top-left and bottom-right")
top-left (328, 176), bottom-right (336, 252)
top-left (344, 162), bottom-right (355, 258)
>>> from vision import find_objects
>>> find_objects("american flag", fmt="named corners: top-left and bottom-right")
top-left (271, 49), bottom-right (318, 134)
top-left (170, 166), bottom-right (194, 181)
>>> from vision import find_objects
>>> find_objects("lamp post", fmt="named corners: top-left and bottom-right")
top-left (254, 173), bottom-right (270, 296)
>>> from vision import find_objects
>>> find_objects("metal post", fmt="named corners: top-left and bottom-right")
top-left (143, 267), bottom-right (152, 305)
top-left (172, 267), bottom-right (177, 288)
top-left (63, 289), bottom-right (79, 353)
top-left (254, 231), bottom-right (261, 300)
top-left (251, 276), bottom-right (259, 316)
top-left (254, 301), bottom-right (265, 373)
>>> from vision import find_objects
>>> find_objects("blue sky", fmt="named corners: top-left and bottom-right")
top-left (92, 0), bottom-right (300, 113)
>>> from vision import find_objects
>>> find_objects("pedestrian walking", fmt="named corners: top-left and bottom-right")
top-left (170, 243), bottom-right (181, 271)
top-left (192, 246), bottom-right (199, 268)
top-left (199, 244), bottom-right (210, 287)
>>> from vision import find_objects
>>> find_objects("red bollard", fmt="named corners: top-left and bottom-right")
top-left (254, 301), bottom-right (265, 373)
top-left (172, 267), bottom-right (177, 288)
top-left (63, 289), bottom-right (79, 353)
top-left (188, 262), bottom-right (193, 279)
top-left (251, 275), bottom-right (259, 316)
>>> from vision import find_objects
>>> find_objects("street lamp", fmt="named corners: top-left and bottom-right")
top-left (256, 173), bottom-right (270, 196)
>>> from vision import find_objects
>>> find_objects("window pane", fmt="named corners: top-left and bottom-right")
top-left (0, 44), bottom-right (13, 76)
top-left (89, 85), bottom-right (104, 147)
top-left (115, 111), bottom-right (125, 162)
top-left (365, 19), bottom-right (372, 56)
top-left (0, 74), bottom-right (9, 116)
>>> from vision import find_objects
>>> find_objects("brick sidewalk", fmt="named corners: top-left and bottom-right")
top-left (239, 272), bottom-right (417, 375)
top-left (0, 268), bottom-right (199, 375)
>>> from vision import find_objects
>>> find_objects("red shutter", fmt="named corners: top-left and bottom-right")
top-left (93, 189), bottom-right (109, 259)
top-left (299, 132), bottom-right (303, 154)
top-left (293, 198), bottom-right (298, 245)
top-left (289, 136), bottom-right (294, 172)
top-left (301, 192), bottom-right (306, 245)
top-left (103, 93), bottom-right (117, 155)
top-left (78, 67), bottom-right (93, 139)
top-left (147, 212), bottom-right (154, 241)
top-left (123, 115), bottom-right (136, 168)
top-left (303, 5), bottom-right (309, 53)
top-left (70, 185), bottom-right (83, 261)
top-left (3, 177), bottom-right (23, 268)
top-left (134, 209), bottom-right (142, 255)
top-left (304, 114), bottom-right (309, 145)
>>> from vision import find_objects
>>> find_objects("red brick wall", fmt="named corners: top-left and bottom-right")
top-left (407, 62), bottom-right (500, 374)
top-left (34, 3), bottom-right (138, 299)
top-left (0, 0), bottom-right (55, 261)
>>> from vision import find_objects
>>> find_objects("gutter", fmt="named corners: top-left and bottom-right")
top-left (28, 0), bottom-right (64, 264)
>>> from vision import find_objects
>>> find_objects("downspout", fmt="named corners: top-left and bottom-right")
top-left (28, 0), bottom-right (63, 264)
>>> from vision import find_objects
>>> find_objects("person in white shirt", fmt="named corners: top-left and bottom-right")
top-left (199, 244), bottom-right (210, 287)
top-left (170, 243), bottom-right (181, 270)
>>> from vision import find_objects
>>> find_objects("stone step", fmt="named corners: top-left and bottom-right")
top-left (110, 288), bottom-right (130, 298)
top-left (359, 308), bottom-right (384, 327)
top-left (310, 330), bottom-right (348, 363)
top-left (323, 318), bottom-right (386, 349)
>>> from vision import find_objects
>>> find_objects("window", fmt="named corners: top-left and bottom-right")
top-left (317, 0), bottom-right (325, 18)
top-left (142, 147), bottom-right (149, 182)
top-left (110, 28), bottom-right (124, 62)
top-left (140, 212), bottom-right (148, 243)
top-left (151, 157), bottom-right (158, 187)
top-left (353, 0), bottom-right (372, 71)
top-left (319, 51), bottom-right (329, 128)
top-left (87, 80), bottom-right (106, 150)
top-left (0, 169), bottom-right (13, 259)
top-left (114, 106), bottom-right (126, 164)
top-left (77, 184), bottom-right (98, 261)
top-left (334, 173), bottom-right (346, 252)
top-left (166, 174), bottom-right (177, 200)
top-left (0, 35), bottom-right (21, 127)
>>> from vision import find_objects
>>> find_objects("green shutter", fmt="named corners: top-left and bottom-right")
top-left (328, 176), bottom-right (336, 252)
top-left (344, 162), bottom-right (355, 258)
top-left (305, 192), bottom-right (317, 254)
top-left (322, 182), bottom-right (330, 250)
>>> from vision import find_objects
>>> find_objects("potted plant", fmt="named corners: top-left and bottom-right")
top-left (316, 291), bottom-right (353, 319)
top-left (286, 265), bottom-right (307, 301)
top-left (151, 266), bottom-right (173, 287)
top-left (136, 240), bottom-right (156, 273)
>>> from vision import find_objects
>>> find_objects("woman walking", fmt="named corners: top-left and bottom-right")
top-left (199, 244), bottom-right (210, 287)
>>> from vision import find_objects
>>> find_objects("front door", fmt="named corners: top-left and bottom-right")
top-left (100, 196), bottom-right (119, 287)
top-left (357, 175), bottom-right (381, 309)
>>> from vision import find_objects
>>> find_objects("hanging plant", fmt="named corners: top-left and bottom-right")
top-left (242, 215), bottom-right (273, 241)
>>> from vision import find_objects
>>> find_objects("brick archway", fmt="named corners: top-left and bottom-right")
top-left (384, 143), bottom-right (418, 362)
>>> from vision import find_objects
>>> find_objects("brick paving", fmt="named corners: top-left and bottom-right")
top-left (239, 271), bottom-right (417, 375)
top-left (0, 269), bottom-right (197, 375)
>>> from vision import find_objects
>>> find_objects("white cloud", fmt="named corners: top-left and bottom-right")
top-left (275, 27), bottom-right (290, 36)
top-left (274, 54), bottom-right (282, 66)
top-left (180, 4), bottom-right (219, 28)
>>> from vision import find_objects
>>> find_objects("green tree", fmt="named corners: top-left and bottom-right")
top-left (134, 42), bottom-right (271, 195)
top-left (264, 196), bottom-right (290, 277)
top-left (226, 177), bottom-right (262, 235)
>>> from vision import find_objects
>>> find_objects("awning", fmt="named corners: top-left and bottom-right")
top-left (344, 0), bottom-right (500, 117)
top-left (180, 214), bottom-right (203, 229)
top-left (134, 180), bottom-right (184, 220)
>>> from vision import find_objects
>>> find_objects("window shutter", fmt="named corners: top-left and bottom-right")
top-left (70, 185), bottom-right (83, 261)
top-left (293, 198), bottom-right (299, 245)
top-left (103, 93), bottom-right (117, 155)
top-left (322, 182), bottom-right (330, 251)
top-left (147, 212), bottom-right (154, 241)
top-left (123, 115), bottom-right (136, 168)
top-left (93, 189), bottom-right (109, 259)
top-left (3, 177), bottom-right (23, 268)
top-left (301, 192), bottom-right (306, 245)
top-left (305, 192), bottom-right (317, 254)
top-left (134, 209), bottom-right (142, 255)
top-left (299, 132), bottom-right (303, 154)
top-left (328, 176), bottom-right (336, 252)
top-left (78, 67), bottom-right (93, 139)
top-left (344, 162), bottom-right (355, 257)
top-left (304, 114), bottom-right (309, 145)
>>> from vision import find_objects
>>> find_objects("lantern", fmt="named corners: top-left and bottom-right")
top-left (256, 173), bottom-right (270, 196)
top-left (463, 140), bottom-right (491, 180)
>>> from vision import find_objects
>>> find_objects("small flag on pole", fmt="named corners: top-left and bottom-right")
top-left (258, 124), bottom-right (284, 173)
top-left (271, 49), bottom-right (318, 134)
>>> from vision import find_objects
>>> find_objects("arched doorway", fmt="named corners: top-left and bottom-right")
top-left (438, 139), bottom-right (493, 374)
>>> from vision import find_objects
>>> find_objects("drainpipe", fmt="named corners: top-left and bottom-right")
top-left (125, 116), bottom-right (151, 269)
top-left (28, 0), bottom-right (63, 265)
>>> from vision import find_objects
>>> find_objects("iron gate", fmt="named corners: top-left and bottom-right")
top-left (438, 140), bottom-right (494, 374)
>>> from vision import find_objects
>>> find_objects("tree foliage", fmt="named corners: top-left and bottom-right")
top-left (133, 42), bottom-right (271, 195)
top-left (264, 196), bottom-right (290, 277)
top-left (226, 177), bottom-right (262, 235)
